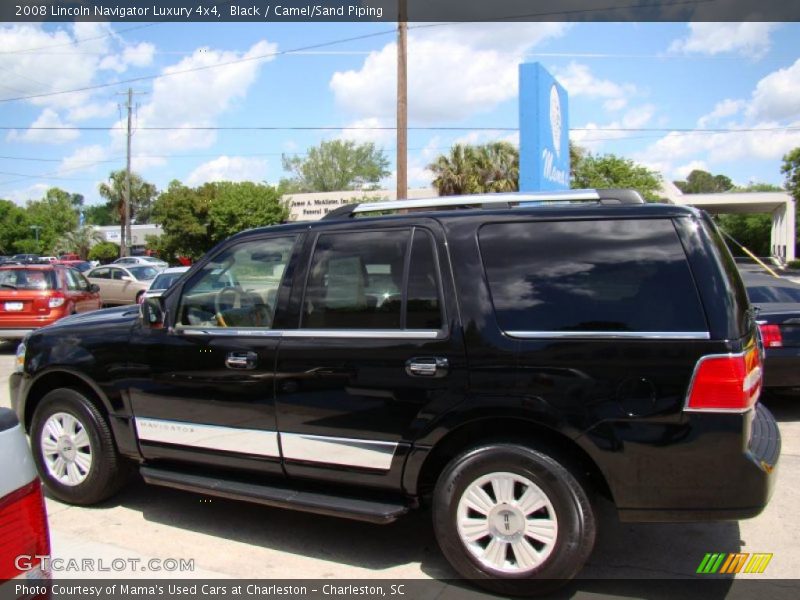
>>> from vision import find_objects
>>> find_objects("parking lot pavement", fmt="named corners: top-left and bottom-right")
top-left (1, 339), bottom-right (798, 587)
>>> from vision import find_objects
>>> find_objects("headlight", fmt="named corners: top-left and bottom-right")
top-left (14, 341), bottom-right (26, 373)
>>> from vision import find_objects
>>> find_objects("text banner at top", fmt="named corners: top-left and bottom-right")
top-left (3, 0), bottom-right (800, 23)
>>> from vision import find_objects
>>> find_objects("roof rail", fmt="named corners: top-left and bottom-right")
top-left (320, 189), bottom-right (644, 220)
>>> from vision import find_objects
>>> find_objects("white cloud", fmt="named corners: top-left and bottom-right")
top-left (67, 101), bottom-right (117, 122)
top-left (674, 160), bottom-right (709, 180)
top-left (186, 156), bottom-right (269, 187)
top-left (340, 117), bottom-right (395, 146)
top-left (747, 58), bottom-right (800, 121)
top-left (122, 42), bottom-right (156, 68)
top-left (111, 40), bottom-right (278, 164)
top-left (330, 24), bottom-right (569, 124)
top-left (570, 104), bottom-right (656, 150)
top-left (637, 121), bottom-right (800, 178)
top-left (58, 145), bottom-right (110, 175)
top-left (554, 62), bottom-right (637, 110)
top-left (697, 99), bottom-right (745, 127)
top-left (669, 23), bottom-right (777, 59)
top-left (6, 108), bottom-right (79, 144)
top-left (5, 183), bottom-right (50, 206)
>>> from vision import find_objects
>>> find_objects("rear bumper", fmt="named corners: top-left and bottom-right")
top-left (592, 404), bottom-right (780, 523)
top-left (763, 348), bottom-right (800, 389)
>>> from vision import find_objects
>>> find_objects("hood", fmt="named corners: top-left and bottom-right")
top-left (43, 304), bottom-right (140, 331)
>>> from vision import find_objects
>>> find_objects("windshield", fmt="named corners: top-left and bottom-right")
top-left (128, 266), bottom-right (159, 281)
top-left (142, 256), bottom-right (165, 264)
top-left (0, 269), bottom-right (57, 290)
top-left (151, 272), bottom-right (185, 291)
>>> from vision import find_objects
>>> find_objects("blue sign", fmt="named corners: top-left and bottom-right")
top-left (518, 63), bottom-right (570, 191)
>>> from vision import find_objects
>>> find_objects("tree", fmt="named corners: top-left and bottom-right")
top-left (25, 188), bottom-right (80, 253)
top-left (149, 180), bottom-right (289, 261)
top-left (429, 142), bottom-right (519, 196)
top-left (571, 153), bottom-right (663, 202)
top-left (88, 241), bottom-right (120, 263)
top-left (83, 203), bottom-right (115, 226)
top-left (98, 170), bottom-right (158, 249)
top-left (0, 199), bottom-right (30, 254)
top-left (56, 226), bottom-right (104, 260)
top-left (674, 170), bottom-right (734, 194)
top-left (282, 140), bottom-right (390, 192)
top-left (782, 147), bottom-right (800, 201)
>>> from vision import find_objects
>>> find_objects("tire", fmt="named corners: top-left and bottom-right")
top-left (432, 443), bottom-right (596, 596)
top-left (30, 388), bottom-right (129, 505)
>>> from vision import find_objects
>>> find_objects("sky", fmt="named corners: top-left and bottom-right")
top-left (0, 20), bottom-right (799, 208)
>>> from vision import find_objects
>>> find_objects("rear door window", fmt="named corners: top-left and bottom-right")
top-left (479, 219), bottom-right (707, 334)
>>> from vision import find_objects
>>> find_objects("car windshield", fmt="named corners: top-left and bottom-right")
top-left (128, 266), bottom-right (159, 281)
top-left (0, 268), bottom-right (57, 290)
top-left (150, 272), bottom-right (184, 291)
top-left (142, 256), bottom-right (165, 264)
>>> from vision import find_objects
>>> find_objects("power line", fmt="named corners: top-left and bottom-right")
top-left (0, 23), bottom-right (162, 55)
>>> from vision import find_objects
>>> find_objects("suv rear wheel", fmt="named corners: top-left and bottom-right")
top-left (30, 388), bottom-right (128, 505)
top-left (432, 443), bottom-right (595, 596)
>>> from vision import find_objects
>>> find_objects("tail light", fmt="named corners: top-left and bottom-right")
top-left (685, 347), bottom-right (762, 412)
top-left (0, 479), bottom-right (50, 580)
top-left (47, 293), bottom-right (65, 309)
top-left (758, 323), bottom-right (783, 348)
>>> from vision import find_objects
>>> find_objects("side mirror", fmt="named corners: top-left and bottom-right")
top-left (89, 284), bottom-right (100, 293)
top-left (141, 296), bottom-right (165, 329)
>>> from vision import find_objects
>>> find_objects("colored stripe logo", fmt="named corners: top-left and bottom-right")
top-left (697, 553), bottom-right (772, 574)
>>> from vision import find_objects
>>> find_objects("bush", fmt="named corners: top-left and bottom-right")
top-left (786, 259), bottom-right (800, 270)
top-left (88, 241), bottom-right (120, 263)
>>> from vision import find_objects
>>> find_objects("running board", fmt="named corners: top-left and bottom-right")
top-left (140, 466), bottom-right (409, 524)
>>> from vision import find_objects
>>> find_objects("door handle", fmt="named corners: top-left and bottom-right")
top-left (406, 357), bottom-right (449, 378)
top-left (226, 351), bottom-right (257, 370)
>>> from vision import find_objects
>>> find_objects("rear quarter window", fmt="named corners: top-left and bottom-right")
top-left (479, 218), bottom-right (708, 334)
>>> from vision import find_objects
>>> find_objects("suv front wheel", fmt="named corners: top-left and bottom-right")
top-left (30, 388), bottom-right (128, 505)
top-left (432, 443), bottom-right (596, 596)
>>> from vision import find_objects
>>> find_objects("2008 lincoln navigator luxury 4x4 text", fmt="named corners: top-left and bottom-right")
top-left (10, 189), bottom-right (780, 595)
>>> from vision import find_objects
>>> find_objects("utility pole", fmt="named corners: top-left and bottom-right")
top-left (396, 1), bottom-right (408, 201)
top-left (117, 88), bottom-right (146, 256)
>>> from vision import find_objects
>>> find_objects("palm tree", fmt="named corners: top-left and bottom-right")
top-left (98, 170), bottom-right (157, 252)
top-left (56, 226), bottom-right (104, 260)
top-left (429, 142), bottom-right (519, 196)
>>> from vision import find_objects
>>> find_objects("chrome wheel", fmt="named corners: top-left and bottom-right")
top-left (456, 471), bottom-right (558, 574)
top-left (40, 412), bottom-right (93, 486)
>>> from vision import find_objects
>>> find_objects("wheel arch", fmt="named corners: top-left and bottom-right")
top-left (23, 369), bottom-right (112, 432)
top-left (410, 417), bottom-right (613, 503)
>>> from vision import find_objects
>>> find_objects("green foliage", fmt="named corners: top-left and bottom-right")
top-left (786, 259), bottom-right (800, 269)
top-left (782, 147), bottom-right (800, 201)
top-left (717, 213), bottom-right (772, 256)
top-left (674, 170), bottom-right (734, 194)
top-left (13, 239), bottom-right (40, 254)
top-left (24, 187), bottom-right (80, 253)
top-left (56, 226), bottom-right (105, 260)
top-left (429, 142), bottom-right (519, 196)
top-left (83, 203), bottom-right (115, 226)
top-left (150, 180), bottom-right (289, 261)
top-left (571, 152), bottom-right (663, 202)
top-left (98, 170), bottom-right (158, 225)
top-left (0, 199), bottom-right (30, 254)
top-left (734, 182), bottom-right (784, 192)
top-left (88, 241), bottom-right (120, 263)
top-left (282, 140), bottom-right (390, 192)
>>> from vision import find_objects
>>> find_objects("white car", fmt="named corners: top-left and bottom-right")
top-left (112, 256), bottom-right (168, 270)
top-left (139, 266), bottom-right (190, 303)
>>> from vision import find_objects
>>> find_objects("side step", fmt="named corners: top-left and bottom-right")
top-left (140, 466), bottom-right (409, 524)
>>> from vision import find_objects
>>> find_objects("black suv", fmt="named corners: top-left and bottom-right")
top-left (10, 189), bottom-right (779, 594)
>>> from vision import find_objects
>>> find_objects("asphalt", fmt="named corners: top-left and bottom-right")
top-left (1, 340), bottom-right (798, 595)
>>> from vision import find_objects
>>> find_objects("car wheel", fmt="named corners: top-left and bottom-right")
top-left (30, 388), bottom-right (129, 505)
top-left (432, 443), bottom-right (596, 596)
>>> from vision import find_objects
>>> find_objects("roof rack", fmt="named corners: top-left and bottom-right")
top-left (321, 189), bottom-right (644, 220)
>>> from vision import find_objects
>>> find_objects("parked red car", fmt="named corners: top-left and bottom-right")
top-left (0, 264), bottom-right (101, 340)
